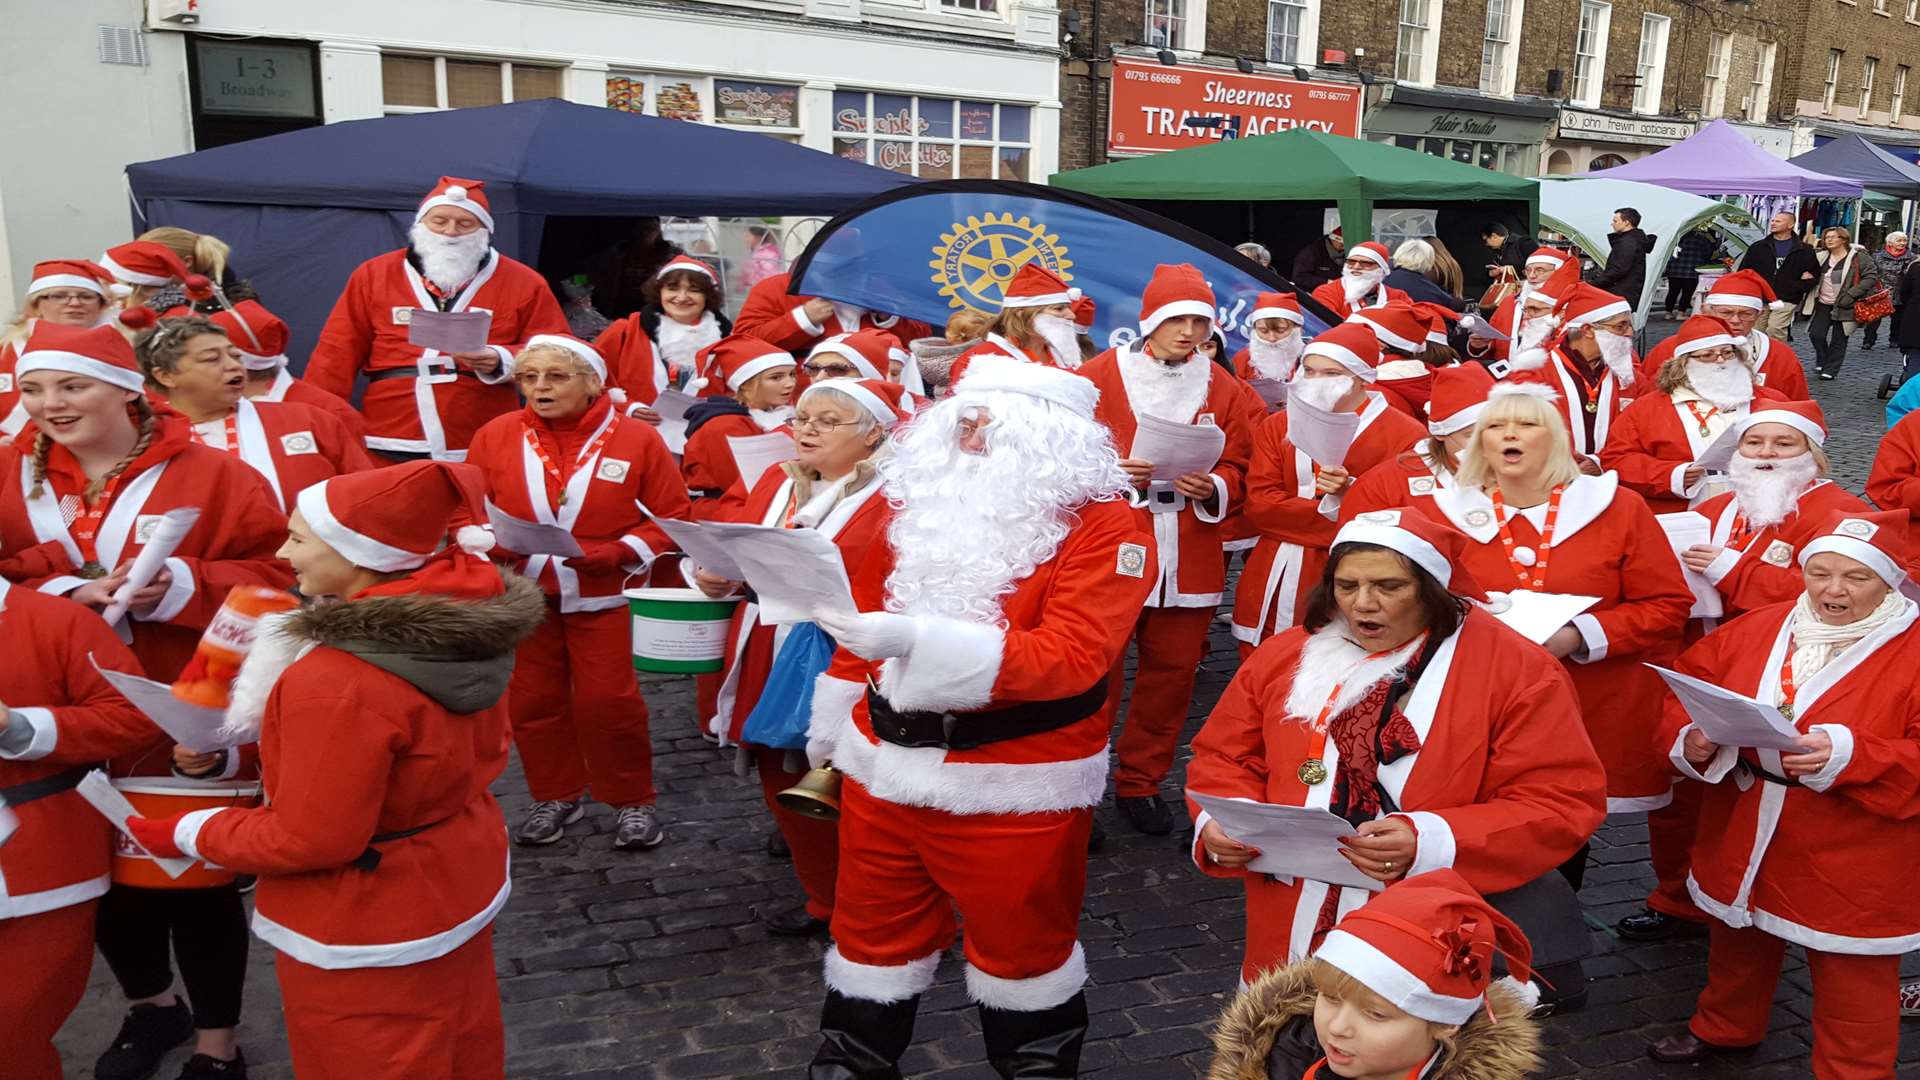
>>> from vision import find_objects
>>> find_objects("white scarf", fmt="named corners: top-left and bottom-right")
top-left (1786, 589), bottom-right (1907, 686)
top-left (750, 405), bottom-right (794, 432)
top-left (656, 311), bottom-right (720, 369)
top-left (1119, 344), bottom-right (1211, 423)
top-left (830, 302), bottom-right (867, 332)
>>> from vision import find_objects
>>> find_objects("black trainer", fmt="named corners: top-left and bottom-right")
top-left (1116, 794), bottom-right (1174, 836)
top-left (95, 1000), bottom-right (193, 1080)
top-left (176, 1048), bottom-right (248, 1079)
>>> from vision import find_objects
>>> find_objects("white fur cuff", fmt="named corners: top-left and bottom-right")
top-left (1702, 546), bottom-right (1742, 586)
top-left (1799, 724), bottom-right (1854, 792)
top-left (136, 558), bottom-right (196, 625)
top-left (966, 942), bottom-right (1087, 1010)
top-left (1570, 613), bottom-right (1608, 663)
top-left (1397, 811), bottom-right (1456, 877)
top-left (824, 946), bottom-right (941, 1004)
top-left (1, 706), bottom-right (58, 761)
top-left (1667, 724), bottom-right (1736, 784)
top-left (172, 807), bottom-right (229, 862)
top-left (1194, 474), bottom-right (1231, 524)
top-left (878, 616), bottom-right (1004, 713)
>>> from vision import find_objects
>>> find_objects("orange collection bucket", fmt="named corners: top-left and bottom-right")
top-left (111, 777), bottom-right (262, 889)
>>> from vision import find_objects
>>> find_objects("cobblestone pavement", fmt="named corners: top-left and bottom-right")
top-left (57, 325), bottom-right (1920, 1078)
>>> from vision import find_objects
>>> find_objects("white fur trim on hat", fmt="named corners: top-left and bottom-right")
top-left (96, 252), bottom-right (171, 287)
top-left (1350, 313), bottom-right (1423, 353)
top-left (1488, 382), bottom-right (1561, 403)
top-left (808, 339), bottom-right (883, 380)
top-left (728, 351), bottom-right (797, 391)
top-left (1334, 516), bottom-right (1454, 590)
top-left (1525, 252), bottom-right (1567, 268)
top-left (951, 352), bottom-right (1099, 418)
top-left (1348, 245), bottom-right (1391, 271)
top-left (1250, 305), bottom-right (1305, 325)
top-left (805, 380), bottom-right (899, 429)
top-left (1673, 332), bottom-right (1742, 358)
top-left (524, 334), bottom-right (608, 381)
top-left (240, 352), bottom-right (290, 373)
top-left (15, 350), bottom-right (146, 394)
top-left (295, 483), bottom-right (430, 573)
top-left (655, 259), bottom-right (717, 283)
top-left (1738, 409), bottom-right (1826, 447)
top-left (1302, 340), bottom-right (1377, 382)
top-left (416, 188), bottom-right (495, 232)
top-left (1429, 401), bottom-right (1487, 437)
top-left (1139, 299), bottom-right (1216, 339)
top-left (1702, 292), bottom-right (1765, 311)
top-left (1002, 289), bottom-right (1076, 309)
top-left (1563, 300), bottom-right (1632, 329)
top-left (1315, 929), bottom-right (1484, 1026)
top-left (27, 274), bottom-right (109, 298)
top-left (1799, 534), bottom-right (1905, 587)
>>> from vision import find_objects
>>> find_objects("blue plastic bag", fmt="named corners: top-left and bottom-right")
top-left (740, 621), bottom-right (836, 750)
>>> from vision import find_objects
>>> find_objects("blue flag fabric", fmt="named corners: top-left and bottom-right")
top-left (790, 180), bottom-right (1333, 356)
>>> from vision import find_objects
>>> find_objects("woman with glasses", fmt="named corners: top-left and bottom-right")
top-left (1, 260), bottom-right (117, 441)
top-left (1602, 315), bottom-right (1787, 517)
top-left (466, 335), bottom-right (691, 850)
top-left (691, 378), bottom-right (906, 936)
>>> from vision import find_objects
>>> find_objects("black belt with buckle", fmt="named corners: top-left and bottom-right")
top-left (866, 680), bottom-right (1109, 751)
top-left (0, 764), bottom-right (93, 808)
top-left (1739, 759), bottom-right (1802, 787)
top-left (348, 817), bottom-right (451, 871)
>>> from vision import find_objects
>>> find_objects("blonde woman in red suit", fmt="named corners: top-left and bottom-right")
top-left (680, 336), bottom-right (798, 521)
top-left (466, 335), bottom-right (689, 850)
top-left (0, 259), bottom-right (117, 442)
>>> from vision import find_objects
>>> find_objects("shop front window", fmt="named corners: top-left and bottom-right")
top-left (607, 72), bottom-right (802, 132)
top-left (832, 91), bottom-right (1033, 179)
top-left (381, 54), bottom-right (563, 113)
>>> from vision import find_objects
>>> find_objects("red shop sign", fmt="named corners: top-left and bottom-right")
top-left (1106, 57), bottom-right (1363, 155)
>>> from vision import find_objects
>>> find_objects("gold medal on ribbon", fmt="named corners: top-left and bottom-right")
top-left (1778, 702), bottom-right (1794, 722)
top-left (78, 562), bottom-right (108, 580)
top-left (1297, 758), bottom-right (1329, 785)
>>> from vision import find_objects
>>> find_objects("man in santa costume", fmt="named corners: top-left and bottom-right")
top-left (1635, 270), bottom-right (1810, 399)
top-left (0, 584), bottom-right (156, 1080)
top-left (1230, 291), bottom-right (1306, 390)
top-left (126, 461), bottom-right (546, 1080)
top-left (1648, 509), bottom-right (1920, 1078)
top-left (1308, 241), bottom-right (1412, 320)
top-left (733, 270), bottom-right (929, 357)
top-left (805, 354), bottom-right (1154, 1077)
top-left (1466, 246), bottom-right (1569, 368)
top-left (1602, 313), bottom-right (1786, 516)
top-left (1338, 363), bottom-right (1497, 522)
top-left (1076, 263), bottom-right (1253, 836)
top-left (305, 177), bottom-right (568, 461)
top-left (1506, 280), bottom-right (1640, 465)
top-left (209, 299), bottom-right (367, 441)
top-left (1231, 323), bottom-right (1426, 652)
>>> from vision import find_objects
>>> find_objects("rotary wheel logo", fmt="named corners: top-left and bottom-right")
top-left (929, 213), bottom-right (1073, 313)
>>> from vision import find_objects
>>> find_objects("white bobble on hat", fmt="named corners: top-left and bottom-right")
top-left (446, 185), bottom-right (468, 200)
top-left (455, 524), bottom-right (496, 556)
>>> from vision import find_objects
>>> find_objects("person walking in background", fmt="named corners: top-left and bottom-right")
top-left (1587, 208), bottom-right (1655, 311)
top-left (1663, 225), bottom-right (1724, 321)
top-left (1386, 239), bottom-right (1470, 311)
top-left (1480, 220), bottom-right (1532, 276)
top-left (1803, 226), bottom-right (1881, 381)
top-left (1289, 227), bottom-right (1344, 293)
top-left (1861, 231), bottom-right (1913, 351)
top-left (1737, 212), bottom-right (1821, 341)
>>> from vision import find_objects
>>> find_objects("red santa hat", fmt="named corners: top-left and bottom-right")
top-left (17, 319), bottom-right (148, 394)
top-left (415, 176), bottom-right (495, 232)
top-left (951, 351), bottom-right (1099, 419)
top-left (295, 461), bottom-right (492, 573)
top-left (207, 300), bottom-right (291, 371)
top-left (707, 335), bottom-right (795, 392)
top-left (1314, 868), bottom-right (1533, 1025)
top-left (808, 331), bottom-right (893, 380)
top-left (1071, 295), bottom-right (1097, 332)
top-left (1302, 323), bottom-right (1382, 382)
top-left (1138, 263), bottom-right (1216, 337)
top-left (98, 242), bottom-right (211, 299)
top-left (654, 254), bottom-right (717, 283)
top-left (1334, 510), bottom-right (1489, 601)
top-left (803, 377), bottom-right (912, 429)
top-left (1001, 263), bottom-right (1080, 309)
top-left (1556, 282), bottom-right (1632, 330)
top-left (1249, 291), bottom-right (1305, 326)
top-left (1348, 302), bottom-right (1429, 355)
top-left (1415, 302), bottom-right (1459, 345)
top-left (1525, 246), bottom-right (1569, 270)
top-left (1703, 269), bottom-right (1790, 312)
top-left (27, 259), bottom-right (114, 299)
top-left (1668, 313), bottom-right (1743, 359)
top-left (1345, 241), bottom-right (1391, 272)
top-left (1426, 364), bottom-right (1496, 436)
top-left (1529, 258), bottom-right (1583, 307)
top-left (525, 333), bottom-right (609, 382)
top-left (1735, 399), bottom-right (1827, 447)
top-left (1798, 509), bottom-right (1910, 588)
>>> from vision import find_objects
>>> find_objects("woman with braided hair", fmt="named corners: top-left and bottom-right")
top-left (0, 314), bottom-right (290, 1080)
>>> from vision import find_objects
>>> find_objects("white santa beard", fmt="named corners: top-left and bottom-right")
top-left (410, 223), bottom-right (490, 293)
top-left (1594, 331), bottom-right (1637, 385)
top-left (1728, 452), bottom-right (1818, 527)
top-left (1248, 335), bottom-right (1304, 381)
top-left (656, 311), bottom-right (720, 367)
top-left (1284, 620), bottom-right (1425, 724)
top-left (1686, 360), bottom-right (1755, 410)
top-left (1290, 372), bottom-right (1357, 412)
top-left (1120, 345), bottom-right (1212, 422)
top-left (1342, 270), bottom-right (1384, 304)
top-left (1033, 313), bottom-right (1083, 369)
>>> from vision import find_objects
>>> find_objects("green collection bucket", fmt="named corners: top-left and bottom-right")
top-left (625, 587), bottom-right (739, 674)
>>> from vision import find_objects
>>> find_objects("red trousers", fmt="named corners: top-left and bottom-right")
top-left (696, 672), bottom-right (721, 738)
top-left (508, 604), bottom-right (654, 806)
top-left (1108, 606), bottom-right (1217, 798)
top-left (0, 900), bottom-right (97, 1080)
top-left (755, 747), bottom-right (839, 921)
top-left (277, 925), bottom-right (504, 1079)
top-left (831, 779), bottom-right (1091, 999)
top-left (1645, 779), bottom-right (1707, 921)
top-left (1690, 922), bottom-right (1899, 1079)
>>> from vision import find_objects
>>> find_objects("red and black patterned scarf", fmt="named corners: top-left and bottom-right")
top-left (1310, 679), bottom-right (1424, 942)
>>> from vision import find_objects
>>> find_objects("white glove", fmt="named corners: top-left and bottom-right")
top-left (816, 610), bottom-right (919, 661)
top-left (805, 735), bottom-right (834, 771)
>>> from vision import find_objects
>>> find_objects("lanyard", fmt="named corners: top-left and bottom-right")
top-left (523, 420), bottom-right (614, 508)
top-left (1489, 485), bottom-right (1563, 591)
top-left (70, 471), bottom-right (128, 576)
top-left (1296, 632), bottom-right (1429, 786)
top-left (1778, 643), bottom-right (1799, 722)
top-left (188, 412), bottom-right (239, 454)
top-left (1681, 399), bottom-right (1718, 439)
top-left (1727, 513), bottom-right (1759, 551)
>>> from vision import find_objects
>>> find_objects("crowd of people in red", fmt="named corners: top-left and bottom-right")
top-left (3, 174), bottom-right (1919, 1080)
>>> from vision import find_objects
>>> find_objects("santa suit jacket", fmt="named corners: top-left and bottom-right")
top-left (808, 499), bottom-right (1155, 816)
top-left (680, 410), bottom-right (792, 522)
top-left (1, 419), bottom-right (293, 689)
top-left (1231, 397), bottom-right (1427, 647)
top-left (305, 248), bottom-right (567, 460)
top-left (1336, 443), bottom-right (1453, 524)
top-left (710, 463), bottom-right (890, 746)
top-left (1599, 385), bottom-right (1787, 515)
top-left (1185, 608), bottom-right (1607, 980)
top-left (251, 367), bottom-right (368, 442)
top-left (186, 397), bottom-right (376, 514)
top-left (1661, 598), bottom-right (1920, 952)
top-left (1866, 410), bottom-right (1920, 576)
top-left (0, 339), bottom-right (25, 439)
top-left (732, 272), bottom-right (929, 356)
top-left (1506, 348), bottom-right (1639, 460)
top-left (1082, 347), bottom-right (1253, 608)
top-left (172, 572), bottom-right (545, 971)
top-left (591, 307), bottom-right (730, 409)
top-left (1306, 281), bottom-right (1413, 321)
top-left (1692, 482), bottom-right (1868, 617)
top-left (1636, 331), bottom-right (1810, 399)
top-left (0, 578), bottom-right (152, 919)
top-left (946, 332), bottom-right (1076, 385)
top-left (466, 398), bottom-right (688, 613)
top-left (1422, 475), bottom-right (1693, 810)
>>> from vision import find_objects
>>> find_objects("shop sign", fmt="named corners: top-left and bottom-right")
top-left (194, 43), bottom-right (316, 118)
top-left (1367, 104), bottom-right (1552, 145)
top-left (1107, 57), bottom-right (1362, 154)
top-left (714, 80), bottom-right (798, 127)
top-left (1556, 109), bottom-right (1693, 146)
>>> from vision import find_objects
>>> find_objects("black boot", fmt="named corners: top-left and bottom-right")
top-left (980, 993), bottom-right (1089, 1078)
top-left (810, 991), bottom-right (919, 1079)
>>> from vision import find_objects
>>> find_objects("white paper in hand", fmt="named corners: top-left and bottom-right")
top-left (1694, 423), bottom-right (1746, 473)
top-left (406, 309), bottom-right (492, 354)
top-left (1649, 664), bottom-right (1809, 752)
top-left (89, 654), bottom-right (234, 753)
top-left (1188, 791), bottom-right (1382, 892)
top-left (1284, 395), bottom-right (1361, 468)
top-left (1129, 414), bottom-right (1226, 481)
top-left (485, 500), bottom-right (584, 558)
top-left (1486, 590), bottom-right (1601, 645)
top-left (101, 508), bottom-right (200, 625)
top-left (75, 770), bottom-right (194, 879)
top-left (1655, 511), bottom-right (1722, 618)
top-left (1246, 378), bottom-right (1288, 409)
top-left (651, 389), bottom-right (697, 454)
top-left (727, 433), bottom-right (796, 492)
top-left (643, 510), bottom-right (747, 582)
top-left (727, 526), bottom-right (857, 625)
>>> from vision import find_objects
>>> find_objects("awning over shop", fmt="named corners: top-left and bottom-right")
top-left (1590, 120), bottom-right (1861, 197)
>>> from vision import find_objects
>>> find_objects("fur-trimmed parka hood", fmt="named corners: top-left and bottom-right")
top-left (1206, 961), bottom-right (1541, 1080)
top-left (908, 335), bottom-right (975, 388)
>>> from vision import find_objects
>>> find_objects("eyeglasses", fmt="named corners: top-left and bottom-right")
top-left (514, 370), bottom-right (580, 387)
top-left (1687, 346), bottom-right (1740, 362)
top-left (36, 291), bottom-right (100, 306)
top-left (803, 362), bottom-right (859, 378)
top-left (792, 415), bottom-right (860, 434)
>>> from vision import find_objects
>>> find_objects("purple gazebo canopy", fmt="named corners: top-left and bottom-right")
top-left (1583, 119), bottom-right (1863, 198)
